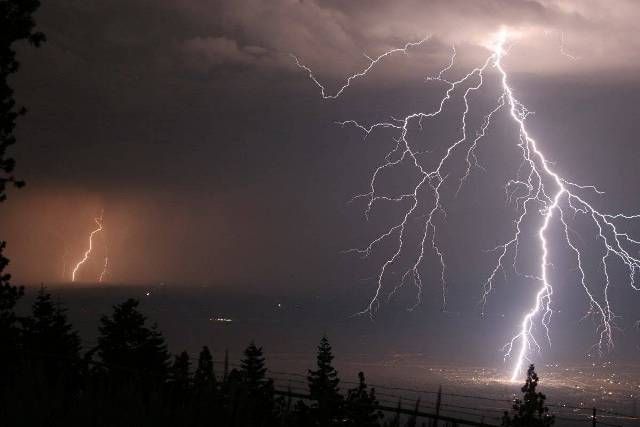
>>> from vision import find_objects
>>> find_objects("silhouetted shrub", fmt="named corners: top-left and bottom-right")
top-left (502, 364), bottom-right (555, 427)
top-left (345, 372), bottom-right (383, 427)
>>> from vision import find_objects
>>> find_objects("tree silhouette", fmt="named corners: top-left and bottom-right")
top-left (0, 0), bottom-right (44, 200)
top-left (345, 371), bottom-right (382, 427)
top-left (14, 288), bottom-right (82, 421)
top-left (0, 266), bottom-right (22, 370)
top-left (241, 341), bottom-right (268, 392)
top-left (307, 335), bottom-right (343, 426)
top-left (170, 351), bottom-right (191, 388)
top-left (194, 345), bottom-right (216, 389)
top-left (22, 287), bottom-right (81, 369)
top-left (0, 0), bottom-right (44, 378)
top-left (238, 341), bottom-right (278, 426)
top-left (502, 364), bottom-right (555, 426)
top-left (190, 346), bottom-right (218, 424)
top-left (96, 299), bottom-right (170, 380)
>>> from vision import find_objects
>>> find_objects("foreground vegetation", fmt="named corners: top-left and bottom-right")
top-left (0, 288), bottom-right (555, 427)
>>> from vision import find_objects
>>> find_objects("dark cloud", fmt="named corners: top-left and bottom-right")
top-left (162, 0), bottom-right (640, 75)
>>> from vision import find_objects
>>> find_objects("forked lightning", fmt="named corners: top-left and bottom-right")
top-left (71, 212), bottom-right (109, 283)
top-left (295, 28), bottom-right (640, 380)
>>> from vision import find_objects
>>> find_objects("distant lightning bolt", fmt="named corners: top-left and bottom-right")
top-left (71, 212), bottom-right (109, 283)
top-left (98, 255), bottom-right (108, 283)
top-left (295, 27), bottom-right (640, 381)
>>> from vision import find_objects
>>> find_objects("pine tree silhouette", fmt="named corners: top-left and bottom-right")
top-left (96, 298), bottom-right (169, 380)
top-left (14, 288), bottom-right (82, 421)
top-left (308, 335), bottom-right (343, 426)
top-left (502, 364), bottom-right (555, 426)
top-left (22, 287), bottom-right (81, 373)
top-left (194, 346), bottom-right (216, 389)
top-left (0, 269), bottom-right (23, 371)
top-left (239, 341), bottom-right (276, 426)
top-left (191, 346), bottom-right (217, 424)
top-left (0, 0), bottom-right (44, 380)
top-left (171, 351), bottom-right (191, 388)
top-left (0, 0), bottom-right (44, 200)
top-left (345, 371), bottom-right (382, 427)
top-left (241, 341), bottom-right (268, 391)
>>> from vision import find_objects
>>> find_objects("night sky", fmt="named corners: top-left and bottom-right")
top-left (2, 1), bottom-right (640, 363)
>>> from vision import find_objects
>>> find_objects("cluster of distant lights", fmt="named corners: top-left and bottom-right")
top-left (431, 364), bottom-right (638, 408)
top-left (209, 317), bottom-right (233, 323)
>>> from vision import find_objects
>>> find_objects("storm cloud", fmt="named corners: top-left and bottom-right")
top-left (3, 0), bottom-right (640, 299)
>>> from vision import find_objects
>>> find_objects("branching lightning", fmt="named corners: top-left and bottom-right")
top-left (295, 28), bottom-right (640, 381)
top-left (71, 211), bottom-right (109, 283)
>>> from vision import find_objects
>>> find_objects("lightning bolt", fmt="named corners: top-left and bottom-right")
top-left (295, 28), bottom-right (640, 381)
top-left (98, 254), bottom-right (109, 283)
top-left (71, 211), bottom-right (109, 283)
